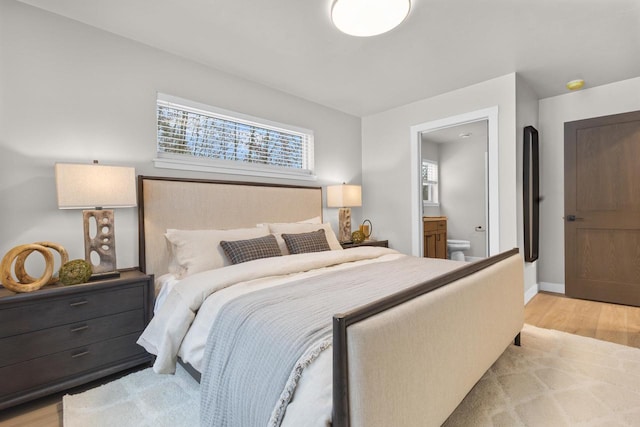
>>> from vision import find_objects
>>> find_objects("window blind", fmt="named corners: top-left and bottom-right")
top-left (156, 94), bottom-right (314, 177)
top-left (422, 160), bottom-right (438, 183)
top-left (422, 160), bottom-right (439, 204)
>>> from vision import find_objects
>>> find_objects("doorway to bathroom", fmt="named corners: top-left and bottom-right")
top-left (421, 121), bottom-right (487, 261)
top-left (409, 107), bottom-right (500, 259)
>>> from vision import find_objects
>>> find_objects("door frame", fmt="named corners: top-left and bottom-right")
top-left (409, 106), bottom-right (500, 257)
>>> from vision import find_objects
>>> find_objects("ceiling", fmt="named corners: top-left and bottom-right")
top-left (422, 120), bottom-right (487, 145)
top-left (19, 0), bottom-right (640, 117)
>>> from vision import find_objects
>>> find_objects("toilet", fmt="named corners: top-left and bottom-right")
top-left (447, 239), bottom-right (471, 261)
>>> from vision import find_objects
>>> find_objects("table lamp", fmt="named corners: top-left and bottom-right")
top-left (55, 161), bottom-right (136, 279)
top-left (327, 183), bottom-right (362, 242)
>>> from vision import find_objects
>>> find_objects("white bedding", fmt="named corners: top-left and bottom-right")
top-left (138, 247), bottom-right (403, 373)
top-left (153, 273), bottom-right (180, 314)
top-left (154, 274), bottom-right (336, 427)
top-left (178, 250), bottom-right (404, 372)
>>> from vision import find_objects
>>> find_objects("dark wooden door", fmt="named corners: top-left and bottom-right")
top-left (565, 110), bottom-right (640, 306)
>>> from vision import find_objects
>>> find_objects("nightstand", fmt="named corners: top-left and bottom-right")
top-left (341, 239), bottom-right (389, 249)
top-left (0, 270), bottom-right (154, 410)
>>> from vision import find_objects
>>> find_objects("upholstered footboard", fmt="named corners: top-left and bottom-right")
top-left (333, 248), bottom-right (524, 427)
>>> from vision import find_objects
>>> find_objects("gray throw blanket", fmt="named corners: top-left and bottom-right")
top-left (200, 256), bottom-right (461, 427)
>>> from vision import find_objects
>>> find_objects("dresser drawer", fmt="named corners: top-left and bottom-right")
top-left (424, 220), bottom-right (446, 232)
top-left (0, 309), bottom-right (144, 367)
top-left (0, 285), bottom-right (143, 339)
top-left (0, 332), bottom-right (147, 398)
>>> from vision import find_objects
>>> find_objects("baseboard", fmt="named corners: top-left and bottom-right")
top-left (539, 281), bottom-right (565, 294)
top-left (524, 284), bottom-right (539, 305)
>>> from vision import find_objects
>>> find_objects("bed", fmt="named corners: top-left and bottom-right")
top-left (135, 176), bottom-right (524, 427)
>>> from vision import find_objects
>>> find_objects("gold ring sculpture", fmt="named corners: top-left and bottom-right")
top-left (0, 242), bottom-right (68, 293)
top-left (15, 241), bottom-right (69, 286)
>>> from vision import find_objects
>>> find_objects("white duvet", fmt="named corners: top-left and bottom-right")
top-left (138, 247), bottom-right (403, 426)
top-left (138, 246), bottom-right (402, 373)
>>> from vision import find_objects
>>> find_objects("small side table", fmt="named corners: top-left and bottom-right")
top-left (341, 239), bottom-right (389, 249)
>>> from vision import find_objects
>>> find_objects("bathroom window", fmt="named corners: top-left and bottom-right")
top-left (422, 160), bottom-right (439, 205)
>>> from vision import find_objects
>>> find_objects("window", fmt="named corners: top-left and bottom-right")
top-left (154, 94), bottom-right (315, 180)
top-left (422, 160), bottom-right (439, 205)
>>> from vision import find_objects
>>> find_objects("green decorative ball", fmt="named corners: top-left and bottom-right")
top-left (59, 259), bottom-right (92, 285)
top-left (351, 230), bottom-right (365, 244)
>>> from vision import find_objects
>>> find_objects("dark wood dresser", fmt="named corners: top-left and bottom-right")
top-left (0, 270), bottom-right (154, 410)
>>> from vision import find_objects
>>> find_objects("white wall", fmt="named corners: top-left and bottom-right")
top-left (438, 138), bottom-right (487, 258)
top-left (0, 1), bottom-right (362, 272)
top-left (537, 76), bottom-right (640, 289)
top-left (362, 74), bottom-right (518, 256)
top-left (421, 140), bottom-right (440, 161)
top-left (515, 75), bottom-right (540, 302)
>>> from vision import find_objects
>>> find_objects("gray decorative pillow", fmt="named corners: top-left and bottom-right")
top-left (220, 234), bottom-right (282, 265)
top-left (281, 229), bottom-right (331, 254)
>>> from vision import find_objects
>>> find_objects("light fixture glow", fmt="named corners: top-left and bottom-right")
top-left (566, 79), bottom-right (585, 91)
top-left (331, 0), bottom-right (411, 37)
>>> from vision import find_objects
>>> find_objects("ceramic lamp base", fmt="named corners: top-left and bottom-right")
top-left (338, 207), bottom-right (352, 242)
top-left (83, 209), bottom-right (117, 275)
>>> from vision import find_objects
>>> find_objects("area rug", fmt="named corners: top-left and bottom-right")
top-left (63, 361), bottom-right (199, 427)
top-left (443, 324), bottom-right (640, 426)
top-left (64, 324), bottom-right (640, 426)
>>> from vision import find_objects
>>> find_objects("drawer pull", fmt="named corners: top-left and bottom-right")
top-left (70, 325), bottom-right (89, 333)
top-left (71, 350), bottom-right (89, 358)
top-left (69, 300), bottom-right (88, 307)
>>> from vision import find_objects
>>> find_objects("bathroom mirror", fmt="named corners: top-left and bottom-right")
top-left (523, 125), bottom-right (539, 262)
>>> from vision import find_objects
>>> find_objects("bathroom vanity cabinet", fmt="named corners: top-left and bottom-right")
top-left (423, 217), bottom-right (447, 259)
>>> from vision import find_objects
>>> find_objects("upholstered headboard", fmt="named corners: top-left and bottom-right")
top-left (138, 176), bottom-right (323, 277)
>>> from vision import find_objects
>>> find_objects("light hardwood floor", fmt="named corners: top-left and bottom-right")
top-left (2, 292), bottom-right (640, 426)
top-left (525, 291), bottom-right (640, 349)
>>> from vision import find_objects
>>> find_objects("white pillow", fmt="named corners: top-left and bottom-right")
top-left (165, 227), bottom-right (270, 278)
top-left (267, 222), bottom-right (342, 255)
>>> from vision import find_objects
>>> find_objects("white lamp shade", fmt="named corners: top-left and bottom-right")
top-left (331, 0), bottom-right (411, 37)
top-left (327, 184), bottom-right (362, 208)
top-left (55, 163), bottom-right (137, 209)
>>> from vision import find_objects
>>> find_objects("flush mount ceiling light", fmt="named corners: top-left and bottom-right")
top-left (459, 132), bottom-right (472, 138)
top-left (331, 0), bottom-right (411, 37)
top-left (566, 79), bottom-right (585, 91)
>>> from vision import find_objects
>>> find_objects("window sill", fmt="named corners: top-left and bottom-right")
top-left (153, 157), bottom-right (317, 182)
